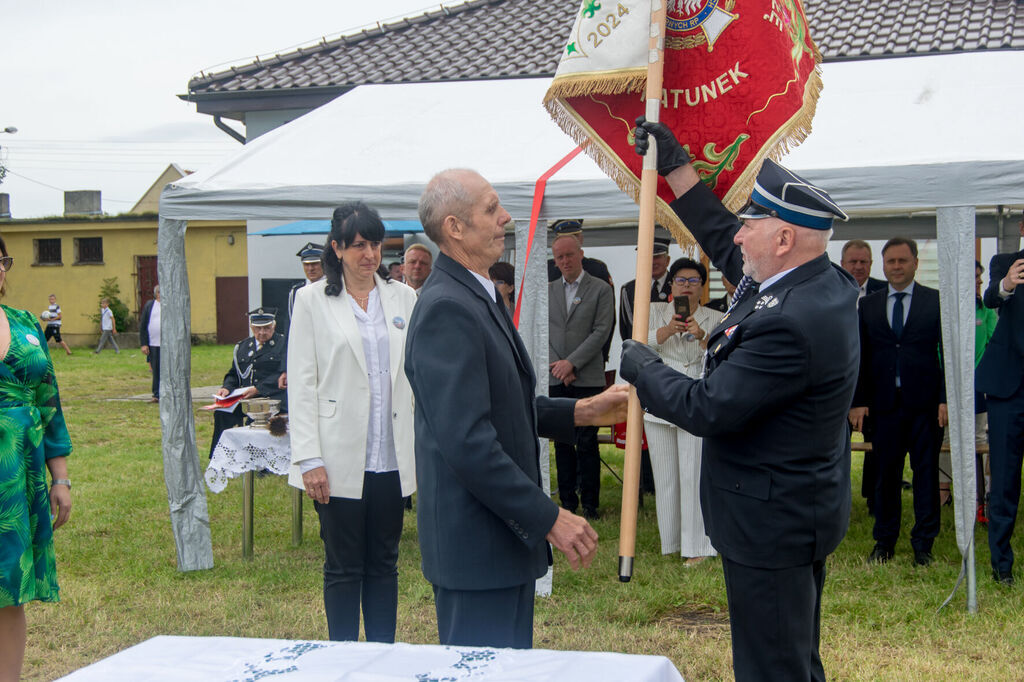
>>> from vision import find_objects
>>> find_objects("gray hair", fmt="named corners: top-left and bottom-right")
top-left (418, 169), bottom-right (476, 245)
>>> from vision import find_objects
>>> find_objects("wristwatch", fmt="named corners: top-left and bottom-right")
top-left (52, 479), bottom-right (71, 489)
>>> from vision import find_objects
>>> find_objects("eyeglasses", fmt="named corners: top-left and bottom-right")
top-left (0, 257), bottom-right (12, 272)
top-left (492, 280), bottom-right (507, 286)
top-left (673, 276), bottom-right (702, 285)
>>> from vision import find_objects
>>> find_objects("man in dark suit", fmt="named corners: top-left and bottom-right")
top-left (841, 239), bottom-right (887, 301)
top-left (208, 308), bottom-right (288, 458)
top-left (405, 169), bottom-right (627, 649)
top-left (977, 219), bottom-right (1024, 586)
top-left (849, 238), bottom-right (947, 566)
top-left (704, 272), bottom-right (736, 313)
top-left (547, 219), bottom-right (615, 363)
top-left (624, 120), bottom-right (857, 682)
top-left (549, 234), bottom-right (615, 518)
top-left (840, 239), bottom-right (888, 516)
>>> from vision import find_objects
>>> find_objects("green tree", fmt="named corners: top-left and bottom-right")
top-left (87, 278), bottom-right (134, 332)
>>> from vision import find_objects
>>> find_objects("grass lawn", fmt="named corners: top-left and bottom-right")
top-left (21, 344), bottom-right (1024, 680)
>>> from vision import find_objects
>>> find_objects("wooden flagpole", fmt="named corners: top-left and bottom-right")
top-left (618, 0), bottom-right (668, 582)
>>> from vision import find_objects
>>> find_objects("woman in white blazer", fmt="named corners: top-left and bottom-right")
top-left (287, 202), bottom-right (417, 642)
top-left (645, 257), bottom-right (724, 566)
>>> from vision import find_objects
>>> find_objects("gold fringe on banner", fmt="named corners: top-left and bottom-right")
top-left (544, 96), bottom-right (697, 249)
top-left (543, 70), bottom-right (648, 104)
top-left (544, 59), bottom-right (823, 252)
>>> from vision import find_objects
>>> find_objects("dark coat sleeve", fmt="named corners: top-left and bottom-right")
top-left (852, 298), bottom-right (873, 408)
top-left (536, 396), bottom-right (576, 444)
top-left (669, 182), bottom-right (745, 287)
top-left (984, 253), bottom-right (1015, 309)
top-left (222, 343), bottom-right (242, 392)
top-left (635, 311), bottom-right (811, 437)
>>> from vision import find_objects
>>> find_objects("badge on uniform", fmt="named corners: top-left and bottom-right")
top-left (753, 294), bottom-right (779, 310)
top-left (723, 325), bottom-right (738, 338)
top-left (572, 296), bottom-right (582, 305)
top-left (248, 350), bottom-right (254, 357)
top-left (392, 316), bottom-right (406, 330)
top-left (25, 333), bottom-right (40, 346)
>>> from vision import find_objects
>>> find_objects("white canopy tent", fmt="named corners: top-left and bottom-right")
top-left (159, 52), bottom-right (1024, 612)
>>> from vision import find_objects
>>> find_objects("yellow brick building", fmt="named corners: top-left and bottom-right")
top-left (0, 218), bottom-right (247, 346)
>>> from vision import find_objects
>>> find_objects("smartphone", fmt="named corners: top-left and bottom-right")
top-left (673, 297), bottom-right (695, 341)
top-left (673, 296), bottom-right (691, 321)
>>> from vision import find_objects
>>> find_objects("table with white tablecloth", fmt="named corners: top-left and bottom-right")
top-left (57, 636), bottom-right (686, 681)
top-left (206, 425), bottom-right (302, 558)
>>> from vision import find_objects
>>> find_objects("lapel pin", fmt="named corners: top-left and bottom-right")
top-left (25, 333), bottom-right (40, 346)
top-left (393, 316), bottom-right (406, 329)
top-left (572, 296), bottom-right (582, 305)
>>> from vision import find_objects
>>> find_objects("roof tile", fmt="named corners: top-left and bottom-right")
top-left (188, 0), bottom-right (1024, 95)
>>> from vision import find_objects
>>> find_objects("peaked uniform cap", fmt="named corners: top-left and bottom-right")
top-left (248, 307), bottom-right (277, 326)
top-left (297, 242), bottom-right (324, 263)
top-left (551, 219), bottom-right (584, 236)
top-left (738, 159), bottom-right (849, 230)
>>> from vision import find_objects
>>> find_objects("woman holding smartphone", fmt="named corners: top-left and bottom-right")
top-left (645, 257), bottom-right (724, 565)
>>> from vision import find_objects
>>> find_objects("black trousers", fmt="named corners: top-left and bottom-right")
top-left (314, 470), bottom-right (404, 642)
top-left (148, 346), bottom-right (161, 399)
top-left (433, 582), bottom-right (535, 649)
top-left (549, 383), bottom-right (602, 513)
top-left (871, 400), bottom-right (943, 552)
top-left (722, 556), bottom-right (827, 682)
top-left (986, 381), bottom-right (1024, 574)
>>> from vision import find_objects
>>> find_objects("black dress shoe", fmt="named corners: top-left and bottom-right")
top-left (582, 507), bottom-right (600, 520)
top-left (867, 543), bottom-right (894, 564)
top-left (993, 570), bottom-right (1015, 586)
top-left (913, 550), bottom-right (933, 567)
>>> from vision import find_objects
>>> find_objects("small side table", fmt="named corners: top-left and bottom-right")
top-left (206, 426), bottom-right (303, 559)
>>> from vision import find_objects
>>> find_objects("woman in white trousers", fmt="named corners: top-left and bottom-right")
top-left (645, 257), bottom-right (724, 564)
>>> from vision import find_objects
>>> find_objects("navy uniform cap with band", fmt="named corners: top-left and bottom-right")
top-left (551, 219), bottom-right (584, 236)
top-left (296, 242), bottom-right (324, 263)
top-left (637, 236), bottom-right (671, 255)
top-left (737, 158), bottom-right (849, 230)
top-left (248, 307), bottom-right (277, 326)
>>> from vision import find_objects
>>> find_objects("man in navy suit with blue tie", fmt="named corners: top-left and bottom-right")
top-left (849, 238), bottom-right (947, 567)
top-left (977, 219), bottom-right (1024, 586)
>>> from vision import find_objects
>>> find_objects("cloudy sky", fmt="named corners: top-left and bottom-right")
top-left (1, 0), bottom-right (440, 218)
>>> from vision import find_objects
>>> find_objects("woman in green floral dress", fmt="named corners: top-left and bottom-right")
top-left (0, 234), bottom-right (72, 681)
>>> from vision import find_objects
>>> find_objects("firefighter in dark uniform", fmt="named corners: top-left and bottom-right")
top-left (208, 307), bottom-right (288, 458)
top-left (547, 219), bottom-right (615, 363)
top-left (280, 242), bottom-right (325, 391)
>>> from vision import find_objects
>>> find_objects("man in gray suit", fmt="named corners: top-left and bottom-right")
top-left (549, 235), bottom-right (615, 519)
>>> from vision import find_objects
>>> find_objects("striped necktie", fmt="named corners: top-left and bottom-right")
top-left (727, 274), bottom-right (755, 313)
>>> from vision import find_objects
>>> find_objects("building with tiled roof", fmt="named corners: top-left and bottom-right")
top-left (181, 0), bottom-right (1024, 136)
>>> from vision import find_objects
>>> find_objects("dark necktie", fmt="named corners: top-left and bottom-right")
top-left (727, 274), bottom-right (755, 313)
top-left (891, 292), bottom-right (906, 338)
top-left (650, 280), bottom-right (660, 301)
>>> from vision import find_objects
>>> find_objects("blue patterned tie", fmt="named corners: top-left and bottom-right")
top-left (727, 274), bottom-right (754, 313)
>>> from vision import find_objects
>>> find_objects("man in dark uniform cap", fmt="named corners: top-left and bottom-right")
top-left (209, 307), bottom-right (288, 458)
top-left (280, 242), bottom-right (325, 390)
top-left (547, 219), bottom-right (616, 363)
top-left (622, 119), bottom-right (857, 682)
top-left (288, 242), bottom-right (325, 316)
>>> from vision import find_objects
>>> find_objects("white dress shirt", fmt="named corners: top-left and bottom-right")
top-left (562, 272), bottom-right (583, 310)
top-left (350, 289), bottom-right (398, 473)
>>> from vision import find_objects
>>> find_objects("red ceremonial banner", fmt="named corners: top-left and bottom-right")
top-left (546, 0), bottom-right (821, 247)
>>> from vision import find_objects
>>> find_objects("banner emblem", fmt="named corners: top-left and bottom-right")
top-left (666, 0), bottom-right (737, 51)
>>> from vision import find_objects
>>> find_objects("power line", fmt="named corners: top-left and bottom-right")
top-left (4, 170), bottom-right (136, 204)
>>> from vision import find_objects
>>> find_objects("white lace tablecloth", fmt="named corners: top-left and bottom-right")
top-left (206, 426), bottom-right (291, 493)
top-left (57, 636), bottom-right (686, 681)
